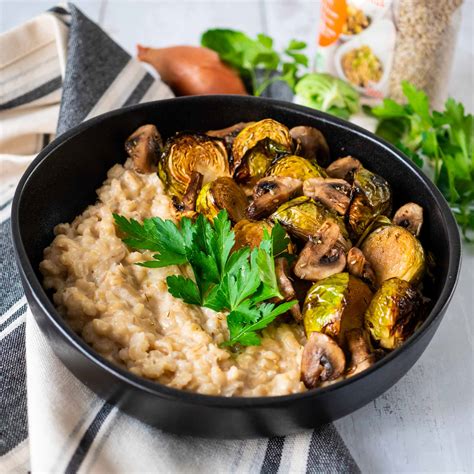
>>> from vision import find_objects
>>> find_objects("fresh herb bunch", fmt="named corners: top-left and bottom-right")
top-left (201, 29), bottom-right (308, 97)
top-left (368, 81), bottom-right (474, 240)
top-left (113, 211), bottom-right (296, 346)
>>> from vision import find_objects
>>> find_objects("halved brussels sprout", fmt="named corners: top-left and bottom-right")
top-left (266, 155), bottom-right (327, 181)
top-left (365, 277), bottom-right (422, 349)
top-left (361, 224), bottom-right (425, 285)
top-left (270, 196), bottom-right (348, 241)
top-left (196, 177), bottom-right (248, 223)
top-left (231, 119), bottom-right (293, 173)
top-left (233, 219), bottom-right (273, 250)
top-left (303, 273), bottom-right (373, 347)
top-left (348, 167), bottom-right (392, 237)
top-left (159, 133), bottom-right (230, 198)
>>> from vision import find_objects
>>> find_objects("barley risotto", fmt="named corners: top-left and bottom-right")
top-left (40, 119), bottom-right (431, 397)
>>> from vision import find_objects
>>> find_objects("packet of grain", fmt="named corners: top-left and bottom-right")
top-left (316, 0), bottom-right (463, 108)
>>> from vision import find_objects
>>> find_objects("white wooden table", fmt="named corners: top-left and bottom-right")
top-left (2, 1), bottom-right (473, 472)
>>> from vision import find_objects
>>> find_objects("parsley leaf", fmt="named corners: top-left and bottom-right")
top-left (201, 29), bottom-right (308, 96)
top-left (115, 210), bottom-right (296, 346)
top-left (369, 81), bottom-right (474, 240)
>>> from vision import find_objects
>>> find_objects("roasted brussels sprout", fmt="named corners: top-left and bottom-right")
top-left (271, 196), bottom-right (348, 241)
top-left (248, 176), bottom-right (303, 219)
top-left (393, 202), bottom-right (423, 237)
top-left (303, 177), bottom-right (352, 215)
top-left (196, 177), bottom-right (247, 223)
top-left (294, 221), bottom-right (347, 281)
top-left (233, 219), bottom-right (273, 250)
top-left (232, 119), bottom-right (293, 176)
top-left (365, 277), bottom-right (422, 349)
top-left (301, 331), bottom-right (346, 388)
top-left (266, 155), bottom-right (327, 181)
top-left (303, 273), bottom-right (373, 348)
top-left (159, 133), bottom-right (230, 198)
top-left (125, 124), bottom-right (162, 173)
top-left (361, 224), bottom-right (425, 285)
top-left (289, 126), bottom-right (330, 166)
top-left (348, 167), bottom-right (392, 237)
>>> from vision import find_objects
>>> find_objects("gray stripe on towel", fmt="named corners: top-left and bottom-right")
top-left (57, 4), bottom-right (130, 134)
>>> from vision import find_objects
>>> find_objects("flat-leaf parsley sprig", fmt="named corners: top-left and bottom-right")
top-left (113, 211), bottom-right (296, 347)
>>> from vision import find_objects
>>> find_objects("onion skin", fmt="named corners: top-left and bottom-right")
top-left (137, 45), bottom-right (247, 96)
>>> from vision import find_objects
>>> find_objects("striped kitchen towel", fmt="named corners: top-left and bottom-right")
top-left (0, 3), bottom-right (360, 473)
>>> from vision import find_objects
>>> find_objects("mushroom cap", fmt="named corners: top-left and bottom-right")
top-left (301, 332), bottom-right (346, 388)
top-left (289, 126), bottom-right (330, 166)
top-left (125, 124), bottom-right (162, 174)
top-left (392, 202), bottom-right (423, 237)
top-left (303, 177), bottom-right (352, 215)
top-left (294, 221), bottom-right (347, 281)
top-left (326, 156), bottom-right (361, 181)
top-left (248, 176), bottom-right (303, 220)
top-left (345, 328), bottom-right (375, 377)
top-left (346, 246), bottom-right (376, 287)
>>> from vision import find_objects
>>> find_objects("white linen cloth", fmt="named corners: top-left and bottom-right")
top-left (0, 4), bottom-right (360, 473)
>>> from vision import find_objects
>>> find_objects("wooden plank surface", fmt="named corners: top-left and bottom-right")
top-left (1, 1), bottom-right (473, 472)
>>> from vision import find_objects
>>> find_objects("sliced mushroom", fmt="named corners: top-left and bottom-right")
top-left (326, 156), bottom-right (361, 182)
top-left (206, 122), bottom-right (253, 149)
top-left (345, 328), bottom-right (375, 377)
top-left (173, 170), bottom-right (203, 213)
top-left (289, 126), bottom-right (330, 166)
top-left (125, 124), bottom-right (162, 173)
top-left (303, 177), bottom-right (352, 215)
top-left (248, 176), bottom-right (303, 219)
top-left (393, 202), bottom-right (423, 237)
top-left (301, 332), bottom-right (346, 388)
top-left (294, 221), bottom-right (347, 281)
top-left (275, 257), bottom-right (302, 321)
top-left (346, 247), bottom-right (376, 287)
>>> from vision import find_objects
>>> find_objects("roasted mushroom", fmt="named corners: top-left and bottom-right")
top-left (361, 224), bottom-right (425, 285)
top-left (172, 170), bottom-right (204, 213)
top-left (303, 177), bottom-right (352, 215)
top-left (294, 221), bottom-right (347, 281)
top-left (275, 257), bottom-right (302, 321)
top-left (301, 332), bottom-right (346, 388)
top-left (266, 155), bottom-right (327, 181)
top-left (348, 167), bottom-right (392, 237)
top-left (346, 247), bottom-right (376, 287)
top-left (196, 177), bottom-right (248, 223)
top-left (303, 273), bottom-right (373, 347)
top-left (248, 176), bottom-right (303, 219)
top-left (233, 219), bottom-right (273, 250)
top-left (271, 196), bottom-right (349, 241)
top-left (326, 156), bottom-right (361, 181)
top-left (365, 277), bottom-right (422, 349)
top-left (393, 202), bottom-right (423, 237)
top-left (289, 126), bottom-right (330, 166)
top-left (159, 133), bottom-right (230, 198)
top-left (125, 124), bottom-right (162, 173)
top-left (345, 328), bottom-right (375, 376)
top-left (232, 119), bottom-right (293, 175)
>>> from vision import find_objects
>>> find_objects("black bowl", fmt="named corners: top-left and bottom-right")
top-left (11, 96), bottom-right (461, 438)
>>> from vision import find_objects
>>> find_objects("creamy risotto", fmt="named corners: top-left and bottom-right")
top-left (41, 118), bottom-right (429, 397)
top-left (40, 159), bottom-right (306, 397)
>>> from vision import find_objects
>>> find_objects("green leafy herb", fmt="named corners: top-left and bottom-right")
top-left (113, 211), bottom-right (296, 346)
top-left (201, 28), bottom-right (308, 96)
top-left (368, 81), bottom-right (474, 240)
top-left (294, 72), bottom-right (360, 119)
